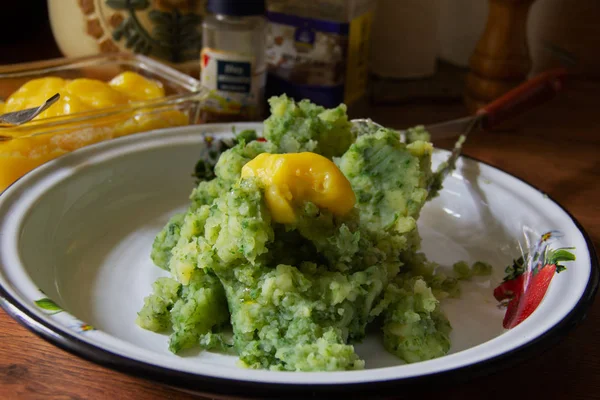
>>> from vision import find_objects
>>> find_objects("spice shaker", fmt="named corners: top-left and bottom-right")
top-left (200, 0), bottom-right (267, 122)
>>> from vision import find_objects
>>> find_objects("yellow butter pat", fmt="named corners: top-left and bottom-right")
top-left (241, 152), bottom-right (356, 223)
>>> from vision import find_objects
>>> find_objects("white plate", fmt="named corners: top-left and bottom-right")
top-left (0, 124), bottom-right (597, 398)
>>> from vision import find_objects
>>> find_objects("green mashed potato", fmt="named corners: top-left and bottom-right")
top-left (137, 95), bottom-right (469, 371)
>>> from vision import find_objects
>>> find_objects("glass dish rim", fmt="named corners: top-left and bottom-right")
top-left (0, 52), bottom-right (200, 90)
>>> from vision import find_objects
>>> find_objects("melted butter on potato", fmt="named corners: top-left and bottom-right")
top-left (241, 152), bottom-right (356, 223)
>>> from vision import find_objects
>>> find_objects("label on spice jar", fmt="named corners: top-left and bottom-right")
top-left (266, 11), bottom-right (372, 108)
top-left (200, 48), bottom-right (265, 120)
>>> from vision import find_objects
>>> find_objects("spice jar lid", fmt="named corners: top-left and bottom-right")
top-left (206, 0), bottom-right (266, 17)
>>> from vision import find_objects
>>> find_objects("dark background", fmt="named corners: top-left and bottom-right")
top-left (0, 1), bottom-right (61, 64)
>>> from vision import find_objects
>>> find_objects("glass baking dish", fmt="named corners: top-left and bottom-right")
top-left (0, 53), bottom-right (206, 192)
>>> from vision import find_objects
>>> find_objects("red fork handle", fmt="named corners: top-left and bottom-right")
top-left (478, 68), bottom-right (568, 130)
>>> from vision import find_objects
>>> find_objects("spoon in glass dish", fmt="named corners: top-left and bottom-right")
top-left (0, 93), bottom-right (60, 127)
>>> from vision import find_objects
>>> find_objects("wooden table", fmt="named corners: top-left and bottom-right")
top-left (1, 16), bottom-right (599, 400)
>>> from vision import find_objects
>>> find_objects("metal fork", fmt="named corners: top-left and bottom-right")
top-left (350, 116), bottom-right (480, 195)
top-left (352, 68), bottom-right (567, 193)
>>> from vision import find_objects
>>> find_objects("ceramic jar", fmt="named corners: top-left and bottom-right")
top-left (48, 0), bottom-right (206, 75)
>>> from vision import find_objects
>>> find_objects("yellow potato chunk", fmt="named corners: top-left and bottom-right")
top-left (109, 71), bottom-right (165, 101)
top-left (3, 77), bottom-right (69, 119)
top-left (63, 78), bottom-right (130, 109)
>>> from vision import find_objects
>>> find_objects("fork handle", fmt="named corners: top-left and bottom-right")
top-left (478, 68), bottom-right (568, 130)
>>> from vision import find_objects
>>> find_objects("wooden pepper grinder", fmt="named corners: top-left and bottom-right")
top-left (464, 0), bottom-right (536, 114)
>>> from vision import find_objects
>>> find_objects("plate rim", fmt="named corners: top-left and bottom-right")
top-left (0, 124), bottom-right (597, 398)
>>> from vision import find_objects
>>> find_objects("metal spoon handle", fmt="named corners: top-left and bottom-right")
top-left (0, 93), bottom-right (61, 127)
top-left (429, 68), bottom-right (568, 197)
